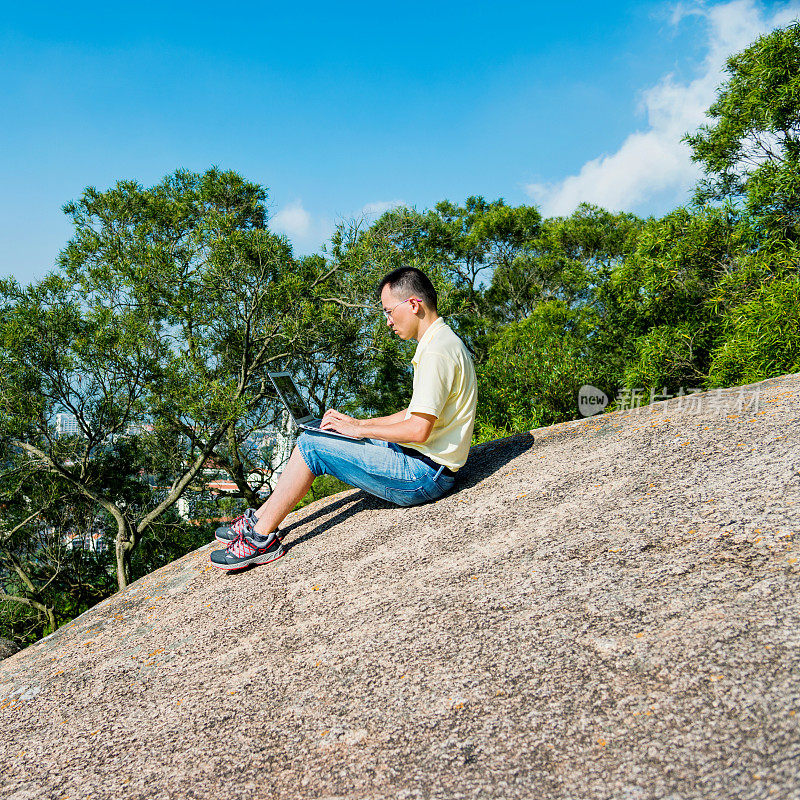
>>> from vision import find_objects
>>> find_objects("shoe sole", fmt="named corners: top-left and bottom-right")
top-left (210, 546), bottom-right (285, 572)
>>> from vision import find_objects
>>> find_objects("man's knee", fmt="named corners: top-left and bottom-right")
top-left (295, 433), bottom-right (322, 477)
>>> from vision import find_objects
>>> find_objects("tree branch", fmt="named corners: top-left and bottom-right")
top-left (0, 508), bottom-right (45, 545)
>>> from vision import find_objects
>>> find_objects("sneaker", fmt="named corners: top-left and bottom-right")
top-left (209, 530), bottom-right (285, 571)
top-left (215, 508), bottom-right (259, 543)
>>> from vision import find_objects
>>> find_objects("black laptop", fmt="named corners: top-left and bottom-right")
top-left (268, 372), bottom-right (363, 441)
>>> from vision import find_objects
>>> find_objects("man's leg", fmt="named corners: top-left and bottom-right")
top-left (289, 430), bottom-right (445, 506)
top-left (253, 445), bottom-right (315, 537)
top-left (208, 444), bottom-right (316, 571)
top-left (210, 431), bottom-right (452, 569)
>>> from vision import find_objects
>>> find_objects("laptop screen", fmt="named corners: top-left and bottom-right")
top-left (271, 374), bottom-right (312, 421)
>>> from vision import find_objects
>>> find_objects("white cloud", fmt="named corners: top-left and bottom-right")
top-left (271, 199), bottom-right (312, 239)
top-left (270, 200), bottom-right (336, 255)
top-left (270, 199), bottom-right (409, 255)
top-left (526, 0), bottom-right (800, 217)
top-left (359, 199), bottom-right (407, 216)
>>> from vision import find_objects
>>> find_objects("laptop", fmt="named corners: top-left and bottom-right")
top-left (268, 372), bottom-right (363, 441)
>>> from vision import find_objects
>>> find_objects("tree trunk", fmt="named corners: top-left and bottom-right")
top-left (0, 592), bottom-right (57, 635)
top-left (224, 426), bottom-right (260, 507)
top-left (235, 474), bottom-right (259, 507)
top-left (114, 517), bottom-right (137, 591)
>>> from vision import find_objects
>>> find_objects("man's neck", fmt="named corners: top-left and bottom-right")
top-left (414, 313), bottom-right (441, 342)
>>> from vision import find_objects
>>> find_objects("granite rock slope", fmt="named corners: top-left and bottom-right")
top-left (1, 374), bottom-right (799, 800)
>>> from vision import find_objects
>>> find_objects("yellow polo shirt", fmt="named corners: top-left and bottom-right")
top-left (401, 317), bottom-right (477, 471)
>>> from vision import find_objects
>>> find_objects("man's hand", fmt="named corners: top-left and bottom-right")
top-left (320, 409), bottom-right (363, 438)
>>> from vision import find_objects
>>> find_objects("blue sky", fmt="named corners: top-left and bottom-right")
top-left (2, 0), bottom-right (797, 285)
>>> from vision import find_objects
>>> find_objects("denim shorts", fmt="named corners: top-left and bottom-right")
top-left (296, 430), bottom-right (456, 507)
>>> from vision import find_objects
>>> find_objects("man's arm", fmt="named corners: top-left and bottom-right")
top-left (320, 408), bottom-right (435, 444)
top-left (364, 409), bottom-right (409, 426)
top-left (357, 412), bottom-right (435, 444)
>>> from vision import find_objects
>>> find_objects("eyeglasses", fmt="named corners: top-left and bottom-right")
top-left (382, 297), bottom-right (421, 321)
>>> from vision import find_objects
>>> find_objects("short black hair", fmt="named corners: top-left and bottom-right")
top-left (378, 267), bottom-right (438, 313)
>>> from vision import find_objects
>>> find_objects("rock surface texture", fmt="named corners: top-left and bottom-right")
top-left (2, 374), bottom-right (799, 800)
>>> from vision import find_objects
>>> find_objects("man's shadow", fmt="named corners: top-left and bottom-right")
top-left (279, 431), bottom-right (535, 554)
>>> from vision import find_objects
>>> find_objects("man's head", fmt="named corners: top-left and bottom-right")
top-left (378, 267), bottom-right (438, 341)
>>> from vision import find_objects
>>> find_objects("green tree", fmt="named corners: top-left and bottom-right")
top-left (476, 301), bottom-right (598, 437)
top-left (486, 203), bottom-right (641, 325)
top-left (0, 168), bottom-right (352, 590)
top-left (0, 461), bottom-right (117, 643)
top-left (415, 198), bottom-right (541, 354)
top-left (603, 205), bottom-right (748, 394)
top-left (685, 22), bottom-right (800, 239)
top-left (327, 201), bottom-right (643, 431)
top-left (706, 240), bottom-right (800, 386)
top-left (327, 198), bottom-right (545, 377)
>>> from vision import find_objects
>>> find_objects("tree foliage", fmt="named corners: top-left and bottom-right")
top-left (685, 22), bottom-right (800, 238)
top-left (0, 168), bottom-right (356, 592)
top-left (475, 301), bottom-right (598, 438)
top-left (5, 23), bottom-right (800, 647)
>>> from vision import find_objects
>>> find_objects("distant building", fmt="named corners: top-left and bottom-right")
top-left (62, 528), bottom-right (107, 553)
top-left (124, 422), bottom-right (154, 437)
top-left (55, 413), bottom-right (82, 437)
top-left (270, 411), bottom-right (296, 489)
top-left (247, 427), bottom-right (278, 450)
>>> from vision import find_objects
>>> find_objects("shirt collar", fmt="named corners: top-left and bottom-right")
top-left (412, 317), bottom-right (445, 365)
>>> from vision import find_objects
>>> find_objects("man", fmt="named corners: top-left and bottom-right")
top-left (209, 266), bottom-right (477, 571)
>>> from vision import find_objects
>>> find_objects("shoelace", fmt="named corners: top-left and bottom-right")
top-left (226, 532), bottom-right (255, 557)
top-left (229, 512), bottom-right (254, 535)
top-left (225, 528), bottom-right (279, 556)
